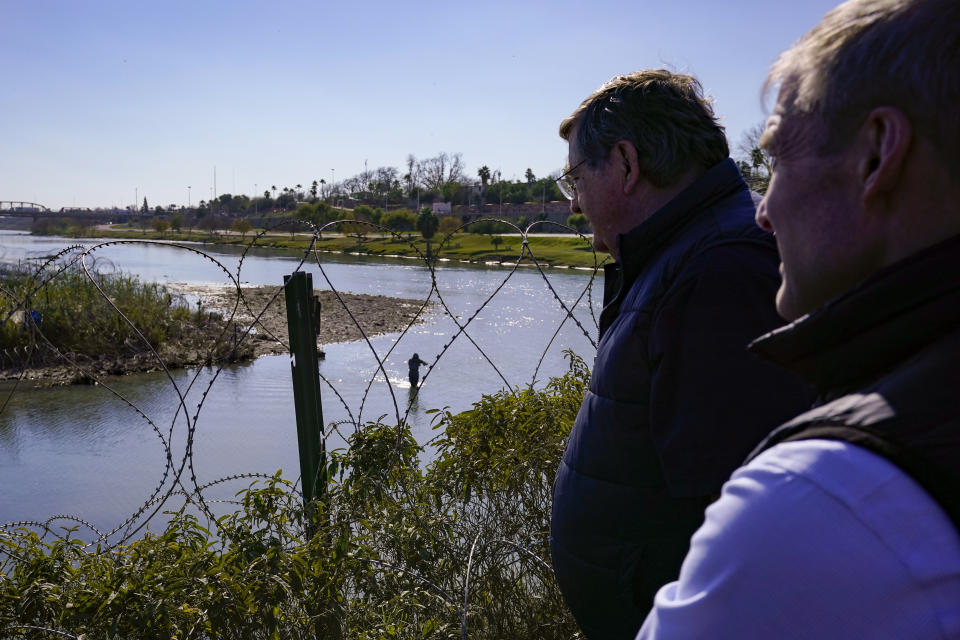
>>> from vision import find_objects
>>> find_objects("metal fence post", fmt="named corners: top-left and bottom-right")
top-left (285, 272), bottom-right (342, 638)
top-left (283, 272), bottom-right (325, 506)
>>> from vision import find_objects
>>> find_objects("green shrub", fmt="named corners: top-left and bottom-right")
top-left (0, 265), bottom-right (229, 365)
top-left (0, 354), bottom-right (590, 638)
top-left (380, 209), bottom-right (417, 232)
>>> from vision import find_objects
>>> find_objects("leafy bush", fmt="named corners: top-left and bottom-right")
top-left (0, 354), bottom-right (590, 638)
top-left (380, 209), bottom-right (417, 232)
top-left (567, 214), bottom-right (589, 233)
top-left (466, 219), bottom-right (513, 235)
top-left (0, 264), bottom-right (238, 367)
top-left (437, 216), bottom-right (462, 235)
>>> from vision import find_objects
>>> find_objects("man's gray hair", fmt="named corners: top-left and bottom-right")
top-left (767, 0), bottom-right (960, 164)
top-left (559, 70), bottom-right (729, 189)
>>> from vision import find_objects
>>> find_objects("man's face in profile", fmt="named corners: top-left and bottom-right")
top-left (755, 95), bottom-right (862, 321)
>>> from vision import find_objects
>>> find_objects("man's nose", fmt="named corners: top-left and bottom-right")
top-left (755, 195), bottom-right (773, 232)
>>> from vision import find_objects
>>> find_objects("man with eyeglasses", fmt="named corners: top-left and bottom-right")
top-left (549, 69), bottom-right (812, 639)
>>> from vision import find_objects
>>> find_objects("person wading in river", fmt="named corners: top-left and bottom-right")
top-left (407, 353), bottom-right (427, 389)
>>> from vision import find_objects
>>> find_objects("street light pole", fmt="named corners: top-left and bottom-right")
top-left (188, 186), bottom-right (191, 209)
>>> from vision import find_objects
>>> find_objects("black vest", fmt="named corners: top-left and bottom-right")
top-left (748, 234), bottom-right (960, 530)
top-left (551, 159), bottom-right (812, 639)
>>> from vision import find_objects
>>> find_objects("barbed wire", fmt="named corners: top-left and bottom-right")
top-left (0, 217), bottom-right (604, 635)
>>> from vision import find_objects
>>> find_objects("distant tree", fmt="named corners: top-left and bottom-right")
top-left (381, 209), bottom-right (417, 232)
top-left (154, 205), bottom-right (164, 214)
top-left (438, 215), bottom-right (462, 235)
top-left (478, 165), bottom-right (491, 188)
top-left (301, 201), bottom-right (337, 227)
top-left (441, 181), bottom-right (462, 204)
top-left (484, 181), bottom-right (503, 207)
top-left (152, 218), bottom-right (170, 236)
top-left (537, 177), bottom-right (563, 202)
top-left (491, 235), bottom-right (503, 251)
top-left (142, 197), bottom-right (149, 213)
top-left (506, 181), bottom-right (529, 205)
top-left (231, 218), bottom-right (252, 238)
top-left (525, 168), bottom-right (536, 183)
top-left (310, 180), bottom-right (319, 200)
top-left (171, 212), bottom-right (184, 233)
top-left (417, 210), bottom-right (439, 240)
top-left (469, 219), bottom-right (512, 235)
top-left (339, 213), bottom-right (369, 239)
top-left (418, 152), bottom-right (466, 192)
top-left (353, 204), bottom-right (374, 221)
top-left (276, 192), bottom-right (296, 210)
top-left (567, 213), bottom-right (589, 233)
top-left (738, 122), bottom-right (773, 194)
top-left (200, 214), bottom-right (220, 237)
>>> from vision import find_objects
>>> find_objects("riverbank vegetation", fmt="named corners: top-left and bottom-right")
top-left (34, 218), bottom-right (610, 270)
top-left (0, 264), bottom-right (430, 385)
top-left (0, 354), bottom-right (589, 639)
top-left (0, 264), bottom-right (249, 382)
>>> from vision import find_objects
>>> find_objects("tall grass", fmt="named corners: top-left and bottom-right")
top-left (0, 264), bottom-right (206, 364)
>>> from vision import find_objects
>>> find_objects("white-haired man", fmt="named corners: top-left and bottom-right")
top-left (637, 0), bottom-right (960, 637)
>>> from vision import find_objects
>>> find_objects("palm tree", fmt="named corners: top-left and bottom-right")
top-left (478, 165), bottom-right (491, 188)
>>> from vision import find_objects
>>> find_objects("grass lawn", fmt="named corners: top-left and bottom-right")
top-left (65, 226), bottom-right (613, 269)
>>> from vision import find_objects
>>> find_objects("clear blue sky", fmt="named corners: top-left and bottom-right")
top-left (1, 0), bottom-right (839, 211)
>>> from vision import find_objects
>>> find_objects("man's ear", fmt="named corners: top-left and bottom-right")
top-left (861, 107), bottom-right (912, 202)
top-left (614, 140), bottom-right (641, 194)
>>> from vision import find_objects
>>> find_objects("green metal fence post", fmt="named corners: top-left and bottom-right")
top-left (283, 272), bottom-right (325, 506)
top-left (284, 273), bottom-right (342, 638)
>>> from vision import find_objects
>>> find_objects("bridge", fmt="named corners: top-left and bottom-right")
top-left (0, 201), bottom-right (51, 215)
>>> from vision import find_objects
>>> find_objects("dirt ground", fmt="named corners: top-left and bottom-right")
top-left (171, 284), bottom-right (431, 357)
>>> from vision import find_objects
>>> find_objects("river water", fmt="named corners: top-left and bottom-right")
top-left (0, 231), bottom-right (601, 537)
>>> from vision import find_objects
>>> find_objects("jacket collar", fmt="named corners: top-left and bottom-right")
top-left (599, 158), bottom-right (748, 337)
top-left (613, 157), bottom-right (748, 283)
top-left (749, 234), bottom-right (960, 399)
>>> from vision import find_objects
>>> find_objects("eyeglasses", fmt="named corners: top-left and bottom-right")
top-left (555, 158), bottom-right (587, 200)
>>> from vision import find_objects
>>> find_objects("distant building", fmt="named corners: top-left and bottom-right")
top-left (432, 202), bottom-right (452, 215)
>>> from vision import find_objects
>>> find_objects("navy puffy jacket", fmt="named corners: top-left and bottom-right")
top-left (550, 159), bottom-right (813, 639)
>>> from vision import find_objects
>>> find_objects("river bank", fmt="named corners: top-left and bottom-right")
top-left (171, 284), bottom-right (430, 358)
top-left (33, 224), bottom-right (609, 270)
top-left (0, 285), bottom-right (428, 387)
